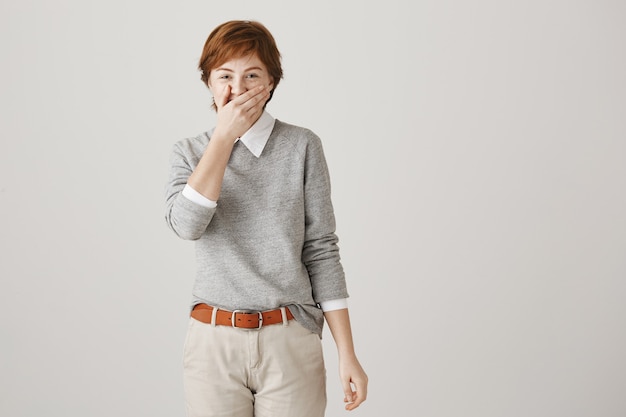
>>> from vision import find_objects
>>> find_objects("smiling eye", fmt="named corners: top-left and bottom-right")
top-left (246, 73), bottom-right (259, 79)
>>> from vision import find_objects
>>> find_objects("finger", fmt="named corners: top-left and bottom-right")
top-left (241, 86), bottom-right (270, 113)
top-left (345, 378), bottom-right (367, 411)
top-left (345, 391), bottom-right (365, 411)
top-left (226, 85), bottom-right (263, 107)
top-left (342, 381), bottom-right (354, 405)
top-left (216, 85), bottom-right (231, 109)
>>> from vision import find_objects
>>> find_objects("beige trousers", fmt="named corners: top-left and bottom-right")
top-left (183, 316), bottom-right (327, 417)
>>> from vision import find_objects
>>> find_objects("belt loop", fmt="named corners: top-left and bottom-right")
top-left (280, 307), bottom-right (289, 326)
top-left (211, 307), bottom-right (218, 327)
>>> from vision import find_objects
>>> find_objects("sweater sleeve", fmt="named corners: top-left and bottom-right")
top-left (301, 133), bottom-right (349, 303)
top-left (164, 141), bottom-right (216, 240)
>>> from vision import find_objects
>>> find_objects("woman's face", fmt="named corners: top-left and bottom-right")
top-left (207, 53), bottom-right (274, 109)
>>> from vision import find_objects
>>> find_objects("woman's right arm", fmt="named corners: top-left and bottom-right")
top-left (164, 142), bottom-right (218, 240)
top-left (164, 85), bottom-right (270, 240)
top-left (187, 84), bottom-right (269, 200)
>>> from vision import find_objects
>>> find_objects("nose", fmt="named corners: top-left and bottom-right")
top-left (229, 77), bottom-right (246, 96)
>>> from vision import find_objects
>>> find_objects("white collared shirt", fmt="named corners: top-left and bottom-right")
top-left (237, 109), bottom-right (275, 158)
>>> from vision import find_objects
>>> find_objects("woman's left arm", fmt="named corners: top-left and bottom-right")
top-left (324, 308), bottom-right (368, 411)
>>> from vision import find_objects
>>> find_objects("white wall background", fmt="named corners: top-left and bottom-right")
top-left (1, 1), bottom-right (625, 416)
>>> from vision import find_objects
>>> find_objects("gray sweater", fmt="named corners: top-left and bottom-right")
top-left (165, 120), bottom-right (349, 336)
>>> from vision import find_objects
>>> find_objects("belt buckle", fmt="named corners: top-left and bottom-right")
top-left (231, 310), bottom-right (263, 330)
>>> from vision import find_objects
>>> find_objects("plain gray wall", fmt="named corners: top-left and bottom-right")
top-left (1, 1), bottom-right (625, 416)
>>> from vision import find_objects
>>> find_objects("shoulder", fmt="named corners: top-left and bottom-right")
top-left (171, 131), bottom-right (212, 159)
top-left (272, 119), bottom-right (324, 153)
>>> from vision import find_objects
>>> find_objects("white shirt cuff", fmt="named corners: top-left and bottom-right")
top-left (182, 184), bottom-right (217, 208)
top-left (319, 298), bottom-right (348, 312)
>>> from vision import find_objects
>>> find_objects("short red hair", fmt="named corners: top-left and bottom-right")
top-left (198, 20), bottom-right (283, 105)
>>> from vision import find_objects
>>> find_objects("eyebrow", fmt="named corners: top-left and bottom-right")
top-left (214, 66), bottom-right (264, 72)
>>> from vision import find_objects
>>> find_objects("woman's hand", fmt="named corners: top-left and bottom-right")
top-left (339, 355), bottom-right (368, 411)
top-left (212, 84), bottom-right (270, 142)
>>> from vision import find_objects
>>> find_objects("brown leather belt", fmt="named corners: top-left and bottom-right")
top-left (191, 303), bottom-right (294, 329)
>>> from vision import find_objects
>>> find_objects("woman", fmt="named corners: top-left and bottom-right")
top-left (165, 20), bottom-right (367, 417)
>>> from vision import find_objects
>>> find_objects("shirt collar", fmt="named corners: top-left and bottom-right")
top-left (237, 111), bottom-right (275, 158)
